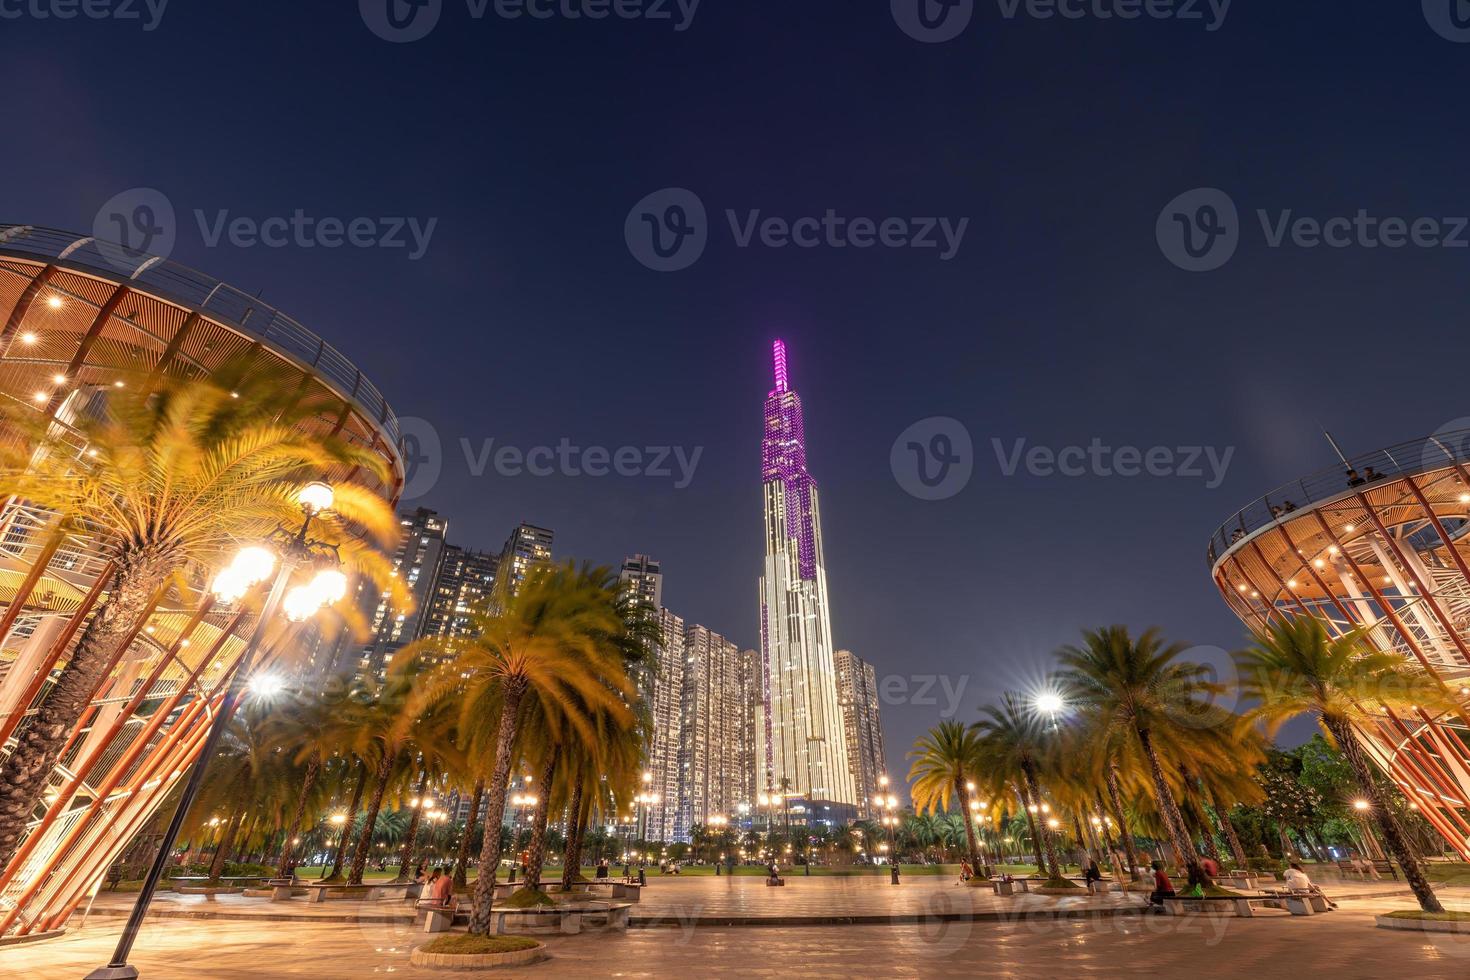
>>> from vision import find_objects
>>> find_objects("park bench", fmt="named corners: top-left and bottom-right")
top-left (585, 880), bottom-right (642, 901)
top-left (489, 905), bottom-right (585, 935)
top-left (1262, 888), bottom-right (1332, 913)
top-left (1335, 859), bottom-right (1398, 880)
top-left (766, 876), bottom-right (786, 886)
top-left (416, 900), bottom-right (469, 933)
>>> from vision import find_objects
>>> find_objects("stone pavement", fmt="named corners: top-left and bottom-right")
top-left (78, 874), bottom-right (1417, 927)
top-left (11, 896), bottom-right (1470, 979)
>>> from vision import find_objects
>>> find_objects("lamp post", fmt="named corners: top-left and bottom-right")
top-left (877, 776), bottom-right (900, 885)
top-left (89, 482), bottom-right (347, 980)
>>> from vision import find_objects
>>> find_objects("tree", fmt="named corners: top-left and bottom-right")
top-left (0, 363), bottom-right (398, 869)
top-left (414, 563), bottom-right (637, 933)
top-left (975, 694), bottom-right (1060, 877)
top-left (1235, 616), bottom-right (1451, 912)
top-left (1055, 625), bottom-right (1221, 869)
top-left (907, 720), bottom-right (987, 874)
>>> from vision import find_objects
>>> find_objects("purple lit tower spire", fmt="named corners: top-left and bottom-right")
top-left (761, 339), bottom-right (818, 581)
top-left (756, 339), bottom-right (857, 811)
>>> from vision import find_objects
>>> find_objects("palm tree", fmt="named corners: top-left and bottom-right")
top-left (975, 694), bottom-right (1060, 877)
top-left (1235, 616), bottom-right (1451, 912)
top-left (1055, 626), bottom-right (1221, 869)
top-left (414, 563), bottom-right (637, 933)
top-left (0, 363), bottom-right (398, 867)
top-left (907, 720), bottom-right (987, 874)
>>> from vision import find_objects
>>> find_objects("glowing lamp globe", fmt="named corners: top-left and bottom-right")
top-left (297, 481), bottom-right (334, 514)
top-left (282, 584), bottom-right (323, 623)
top-left (231, 545), bottom-right (277, 586)
top-left (309, 567), bottom-right (349, 605)
top-left (210, 567), bottom-right (250, 604)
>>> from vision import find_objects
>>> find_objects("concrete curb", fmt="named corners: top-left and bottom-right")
top-left (409, 942), bottom-right (547, 970)
top-left (1375, 914), bottom-right (1470, 934)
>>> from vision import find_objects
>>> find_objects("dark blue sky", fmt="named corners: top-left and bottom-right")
top-left (6, 1), bottom-right (1468, 772)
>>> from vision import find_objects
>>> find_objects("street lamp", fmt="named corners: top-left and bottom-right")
top-left (90, 482), bottom-right (349, 980)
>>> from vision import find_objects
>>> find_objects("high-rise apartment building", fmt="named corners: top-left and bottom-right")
top-left (359, 507), bottom-right (451, 678)
top-left (834, 649), bottom-right (887, 818)
top-left (642, 606), bottom-right (685, 843)
top-left (423, 546), bottom-right (499, 647)
top-left (619, 554), bottom-right (663, 610)
top-left (756, 340), bottom-right (857, 821)
top-left (678, 625), bottom-right (753, 839)
top-left (498, 523), bottom-right (554, 598)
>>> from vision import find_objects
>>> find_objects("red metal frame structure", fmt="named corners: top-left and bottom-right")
top-left (1208, 432), bottom-right (1470, 860)
top-left (0, 225), bottom-right (403, 938)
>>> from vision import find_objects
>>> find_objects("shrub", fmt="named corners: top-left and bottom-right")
top-left (503, 888), bottom-right (554, 909)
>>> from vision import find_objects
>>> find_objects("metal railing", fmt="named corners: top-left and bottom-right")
top-left (1208, 429), bottom-right (1470, 568)
top-left (0, 224), bottom-right (401, 453)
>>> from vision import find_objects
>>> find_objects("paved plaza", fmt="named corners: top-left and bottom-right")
top-left (7, 877), bottom-right (1463, 979)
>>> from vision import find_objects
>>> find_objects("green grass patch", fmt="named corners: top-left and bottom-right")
top-left (1043, 877), bottom-right (1085, 889)
top-left (419, 934), bottom-right (540, 955)
top-left (503, 888), bottom-right (554, 909)
top-left (1385, 909), bottom-right (1470, 922)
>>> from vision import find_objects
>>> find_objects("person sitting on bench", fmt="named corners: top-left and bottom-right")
top-left (1284, 862), bottom-right (1337, 909)
top-left (767, 861), bottom-right (783, 884)
top-left (427, 866), bottom-right (454, 908)
top-left (1148, 860), bottom-right (1176, 911)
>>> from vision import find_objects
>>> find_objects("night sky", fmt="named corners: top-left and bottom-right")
top-left (6, 2), bottom-right (1468, 774)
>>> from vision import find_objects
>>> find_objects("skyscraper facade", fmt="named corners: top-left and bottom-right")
top-left (643, 606), bottom-right (685, 842)
top-left (619, 554), bottom-right (663, 610)
top-left (678, 624), bottom-right (753, 839)
top-left (498, 523), bottom-right (555, 598)
top-left (834, 649), bottom-right (887, 819)
top-left (359, 507), bottom-right (451, 678)
top-left (756, 340), bottom-right (857, 820)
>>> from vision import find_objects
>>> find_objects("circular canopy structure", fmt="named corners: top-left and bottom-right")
top-left (0, 224), bottom-right (403, 938)
top-left (1209, 432), bottom-right (1470, 859)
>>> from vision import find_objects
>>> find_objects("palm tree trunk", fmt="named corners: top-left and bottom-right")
top-left (277, 752), bottom-right (321, 878)
top-left (207, 811), bottom-right (243, 885)
top-left (469, 677), bottom-right (526, 936)
top-left (1324, 714), bottom-right (1443, 913)
top-left (560, 772), bottom-right (586, 891)
top-left (349, 746), bottom-right (398, 885)
top-left (953, 777), bottom-right (986, 875)
top-left (1214, 797), bottom-right (1247, 867)
top-left (1102, 774), bottom-right (1141, 881)
top-left (1136, 726), bottom-right (1197, 868)
top-left (454, 778), bottom-right (484, 887)
top-left (1015, 781), bottom-right (1048, 876)
top-left (523, 749), bottom-right (558, 892)
top-left (0, 557), bottom-right (165, 868)
top-left (328, 762), bottom-right (368, 881)
top-left (395, 769), bottom-right (430, 881)
top-left (1021, 764), bottom-right (1061, 877)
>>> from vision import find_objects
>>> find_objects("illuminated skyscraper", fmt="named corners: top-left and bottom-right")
top-left (678, 624), bottom-right (752, 840)
top-left (756, 340), bottom-right (857, 821)
top-left (834, 649), bottom-right (886, 819)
